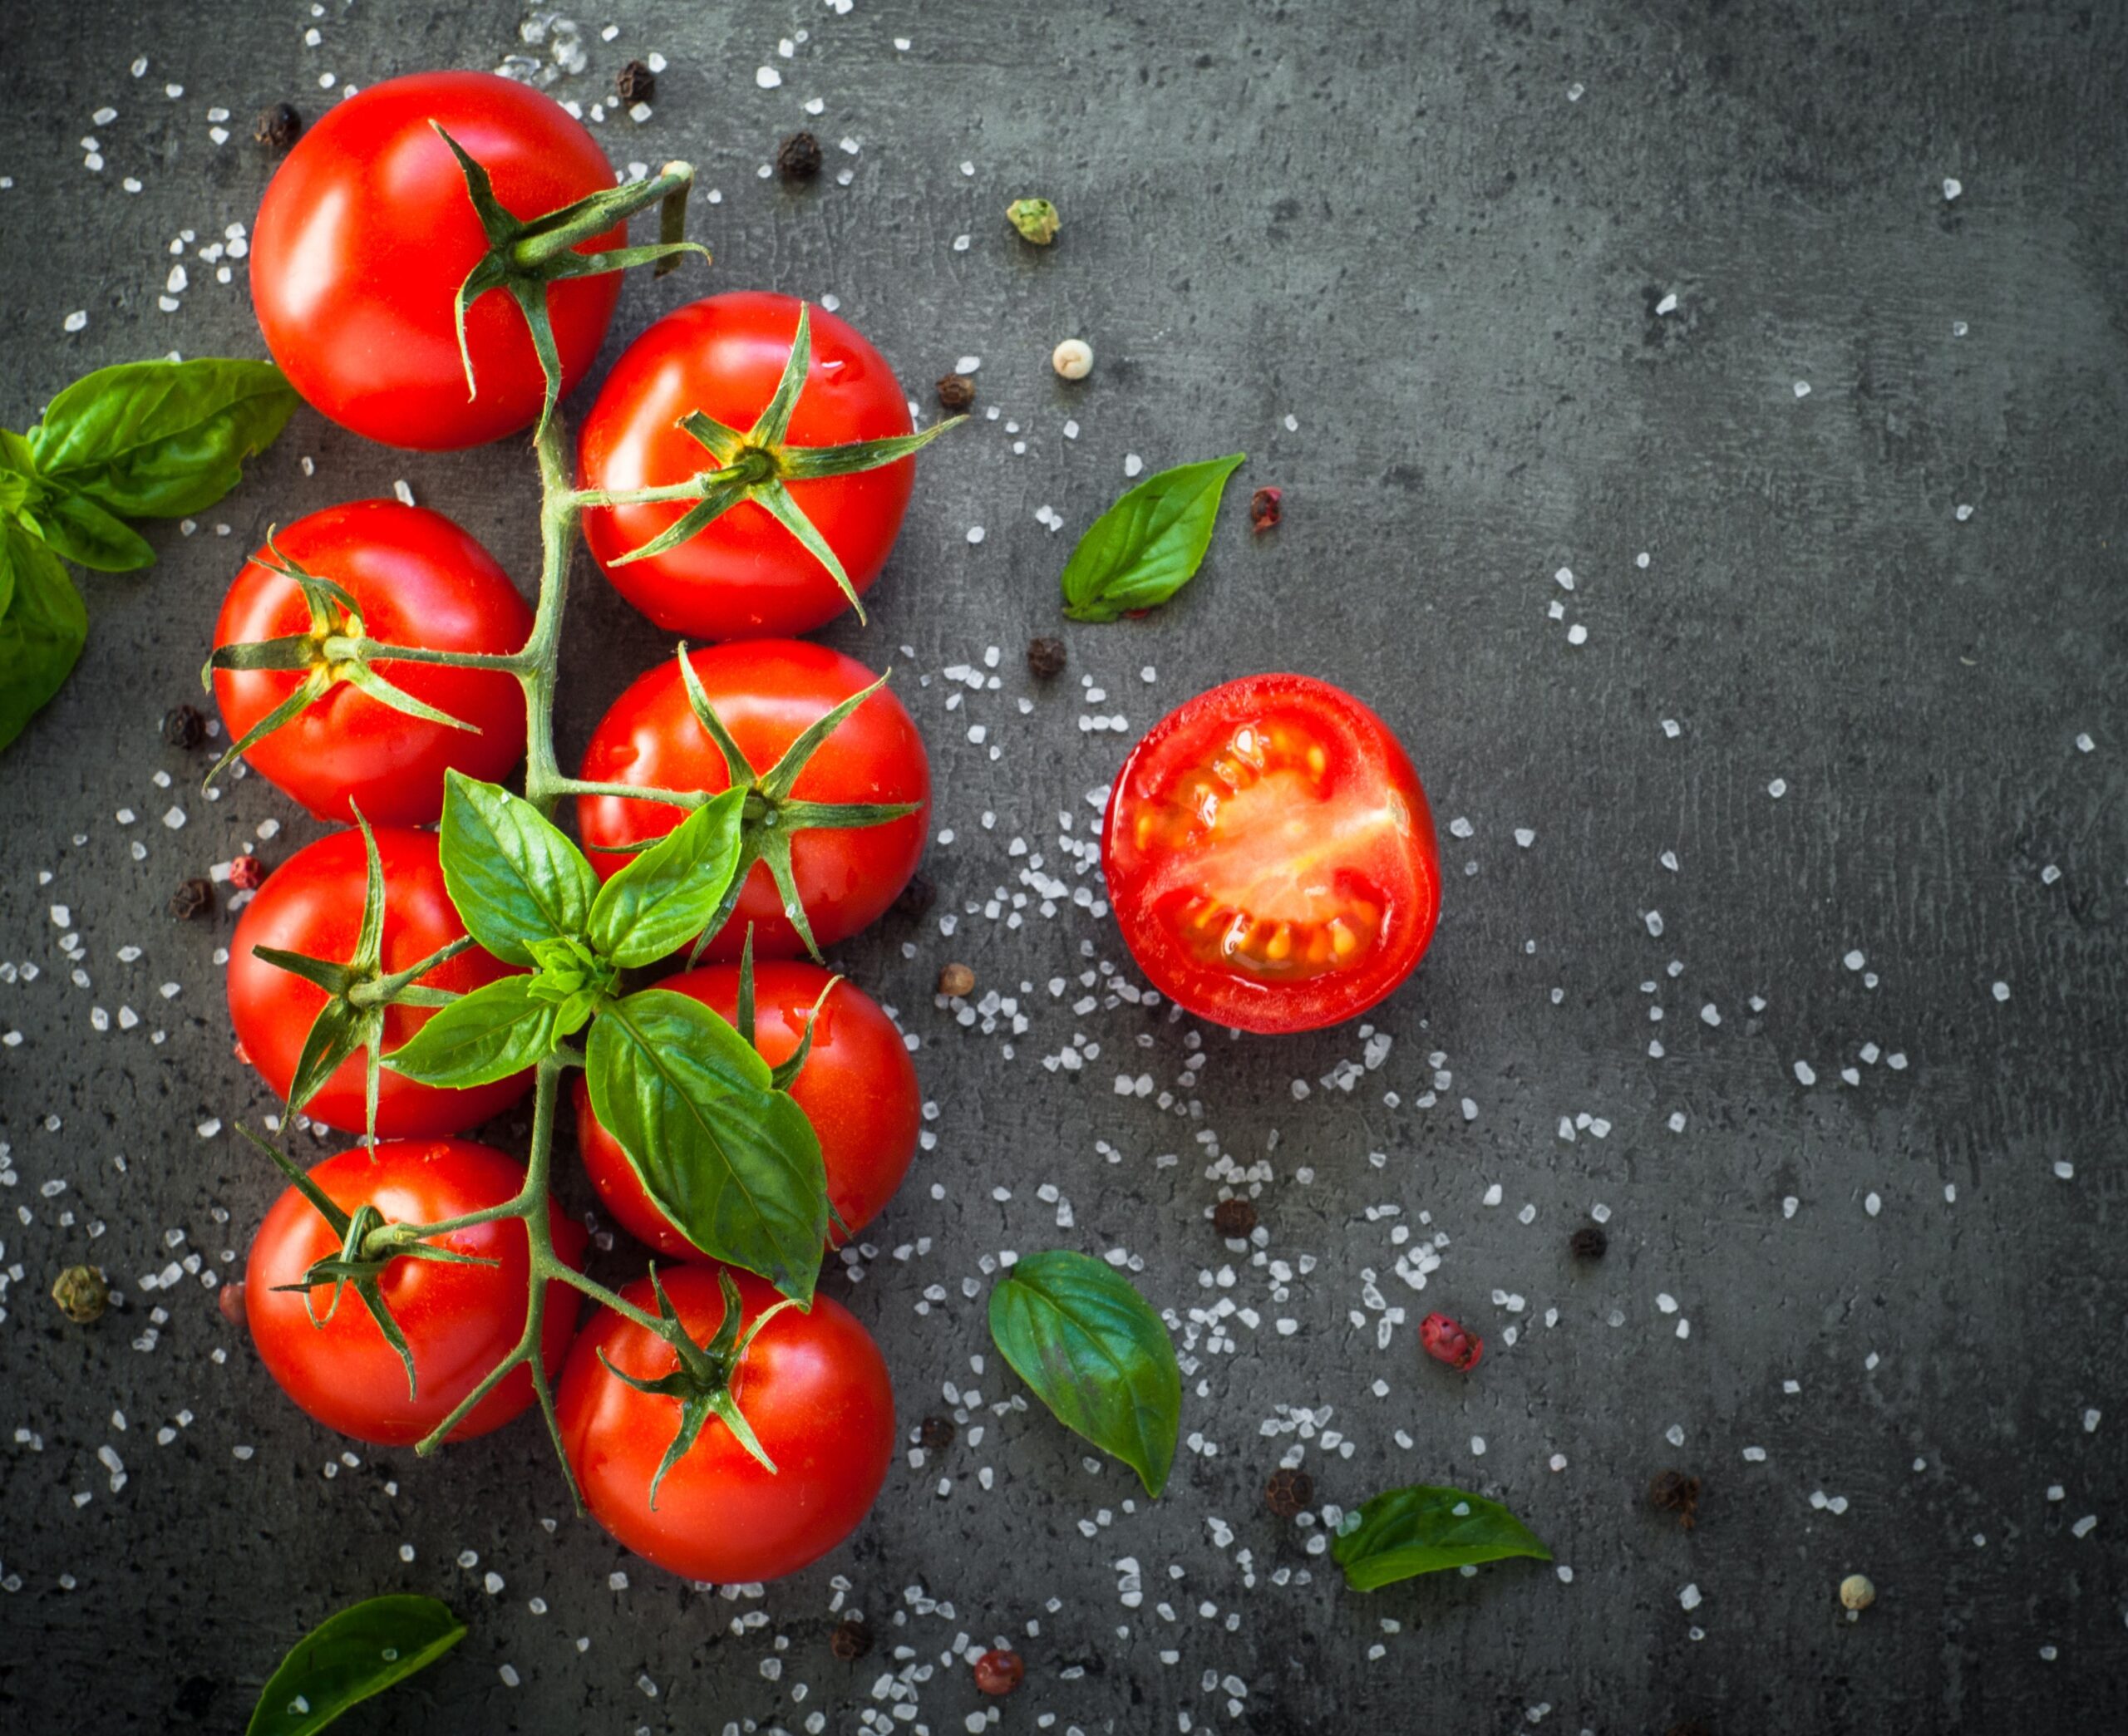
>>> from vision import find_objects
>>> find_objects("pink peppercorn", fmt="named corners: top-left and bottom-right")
top-left (1419, 1311), bottom-right (1484, 1371)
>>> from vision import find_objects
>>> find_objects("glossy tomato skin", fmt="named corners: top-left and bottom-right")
top-left (229, 828), bottom-right (534, 1135)
top-left (212, 501), bottom-right (531, 825)
top-left (576, 641), bottom-right (929, 958)
top-left (250, 72), bottom-right (623, 450)
top-left (246, 1139), bottom-right (585, 1445)
top-left (1101, 674), bottom-right (1441, 1035)
top-left (574, 963), bottom-right (919, 1257)
top-left (558, 1264), bottom-right (894, 1583)
top-left (578, 293), bottom-right (918, 638)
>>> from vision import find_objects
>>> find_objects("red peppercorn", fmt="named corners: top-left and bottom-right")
top-left (973, 1649), bottom-right (1024, 1696)
top-left (1249, 485), bottom-right (1283, 534)
top-left (1419, 1311), bottom-right (1484, 1371)
top-left (228, 853), bottom-right (267, 891)
top-left (216, 1278), bottom-right (248, 1330)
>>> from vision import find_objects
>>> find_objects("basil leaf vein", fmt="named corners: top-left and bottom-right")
top-left (438, 772), bottom-right (598, 966)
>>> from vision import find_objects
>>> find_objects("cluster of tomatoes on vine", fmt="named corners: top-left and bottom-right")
top-left (215, 70), bottom-right (961, 1586)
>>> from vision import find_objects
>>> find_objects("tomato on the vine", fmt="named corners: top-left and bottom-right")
top-left (1101, 674), bottom-right (1441, 1033)
top-left (210, 500), bottom-right (531, 825)
top-left (578, 292), bottom-right (920, 638)
top-left (575, 640), bottom-right (930, 959)
top-left (250, 71), bottom-right (623, 450)
top-left (229, 827), bottom-right (533, 1134)
top-left (246, 1138), bottom-right (584, 1446)
top-left (574, 962), bottom-right (919, 1257)
top-left (557, 1264), bottom-right (894, 1583)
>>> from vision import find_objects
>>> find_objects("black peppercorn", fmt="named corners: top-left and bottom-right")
top-left (1649, 1468), bottom-right (1702, 1529)
top-left (1212, 1197), bottom-right (1258, 1239)
top-left (918, 1414), bottom-right (956, 1453)
top-left (829, 1618), bottom-right (873, 1660)
top-left (892, 872), bottom-right (937, 921)
top-left (168, 878), bottom-right (215, 921)
top-left (1026, 637), bottom-right (1066, 680)
top-left (777, 130), bottom-right (823, 181)
top-left (1569, 1224), bottom-right (1608, 1260)
top-left (253, 103), bottom-right (302, 150)
top-left (614, 60), bottom-right (656, 104)
top-left (163, 704), bottom-right (207, 750)
top-left (936, 372), bottom-right (976, 413)
top-left (1264, 1466), bottom-right (1314, 1517)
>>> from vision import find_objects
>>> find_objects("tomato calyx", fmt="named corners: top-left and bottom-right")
top-left (250, 807), bottom-right (475, 1144)
top-left (579, 302), bottom-right (963, 623)
top-left (237, 1123), bottom-right (498, 1400)
top-left (599, 647), bottom-right (921, 964)
top-left (598, 1264), bottom-right (795, 1506)
top-left (434, 127), bottom-right (708, 440)
top-left (203, 531), bottom-right (512, 790)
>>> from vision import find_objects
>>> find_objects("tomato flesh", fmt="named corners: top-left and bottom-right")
top-left (1102, 675), bottom-right (1440, 1032)
top-left (574, 961), bottom-right (919, 1257)
top-left (246, 1139), bottom-right (584, 1446)
top-left (211, 500), bottom-right (531, 825)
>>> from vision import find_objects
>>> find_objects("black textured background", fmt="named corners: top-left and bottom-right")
top-left (2, 2), bottom-right (2125, 1731)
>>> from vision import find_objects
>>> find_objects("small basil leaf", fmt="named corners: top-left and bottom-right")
top-left (1058, 452), bottom-right (1245, 623)
top-left (382, 976), bottom-right (552, 1087)
top-left (0, 523), bottom-right (88, 753)
top-left (438, 772), bottom-right (598, 966)
top-left (27, 357), bottom-right (298, 519)
top-left (586, 988), bottom-right (826, 1305)
top-left (588, 786), bottom-right (745, 967)
top-left (1331, 1484), bottom-right (1552, 1591)
top-left (988, 1250), bottom-right (1181, 1497)
top-left (21, 487), bottom-right (155, 573)
top-left (245, 1594), bottom-right (466, 1736)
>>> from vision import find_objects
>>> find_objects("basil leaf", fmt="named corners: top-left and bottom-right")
top-left (382, 976), bottom-right (553, 1087)
top-left (438, 772), bottom-right (598, 966)
top-left (1331, 1484), bottom-right (1552, 1591)
top-left (20, 487), bottom-right (155, 573)
top-left (246, 1593), bottom-right (465, 1736)
top-left (27, 357), bottom-right (298, 519)
top-left (586, 987), bottom-right (826, 1305)
top-left (0, 523), bottom-right (88, 753)
top-left (588, 786), bottom-right (745, 966)
top-left (1059, 452), bottom-right (1245, 623)
top-left (988, 1250), bottom-right (1181, 1497)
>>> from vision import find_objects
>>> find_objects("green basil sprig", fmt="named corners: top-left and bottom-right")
top-left (0, 357), bottom-right (298, 752)
top-left (1331, 1484), bottom-right (1552, 1591)
top-left (988, 1250), bottom-right (1181, 1496)
top-left (382, 771), bottom-right (830, 1304)
top-left (1059, 452), bottom-right (1245, 622)
top-left (246, 1594), bottom-right (465, 1736)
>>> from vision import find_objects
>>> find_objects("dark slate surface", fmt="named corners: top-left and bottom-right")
top-left (2, 2), bottom-right (2124, 1730)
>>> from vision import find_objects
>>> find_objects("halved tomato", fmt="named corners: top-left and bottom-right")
top-left (1101, 674), bottom-right (1441, 1033)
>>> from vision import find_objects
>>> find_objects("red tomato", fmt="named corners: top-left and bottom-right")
top-left (1101, 674), bottom-right (1441, 1034)
top-left (578, 293), bottom-right (918, 638)
top-left (557, 1264), bottom-right (894, 1583)
top-left (250, 71), bottom-right (623, 450)
top-left (211, 500), bottom-right (531, 825)
top-left (574, 962), bottom-right (919, 1256)
top-left (229, 827), bottom-right (534, 1135)
top-left (245, 1138), bottom-right (585, 1445)
top-left (575, 640), bottom-right (929, 958)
